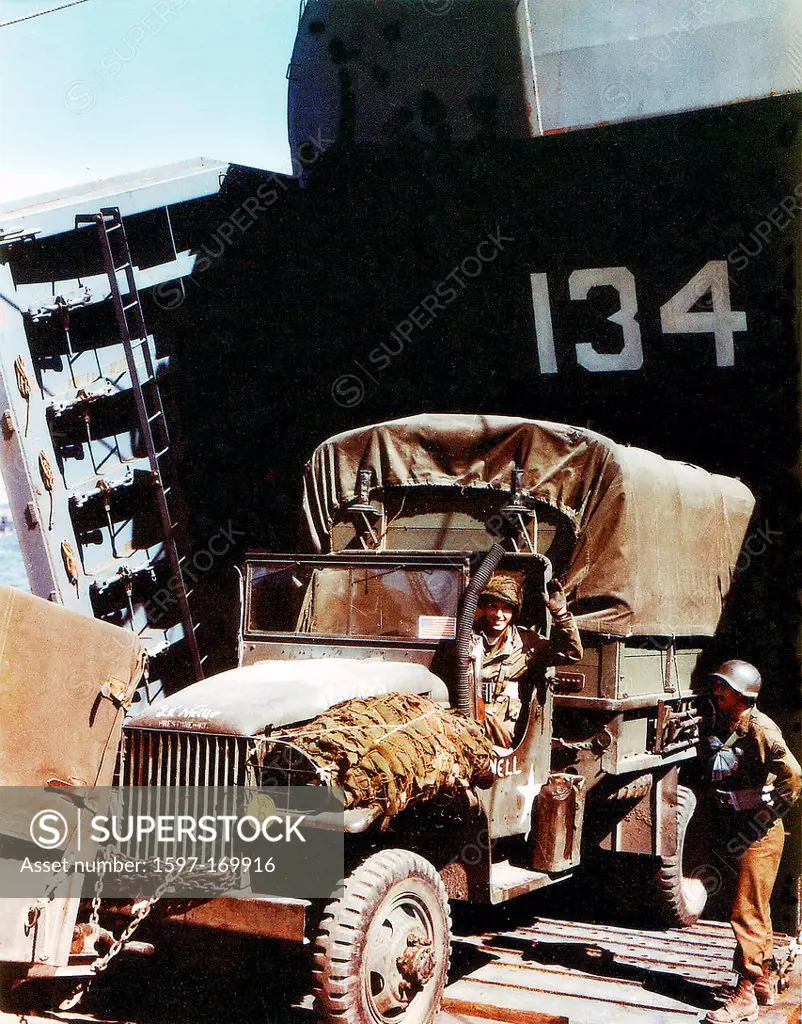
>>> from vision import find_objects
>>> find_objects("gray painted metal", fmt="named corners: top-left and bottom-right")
top-left (79, 207), bottom-right (203, 680)
top-left (288, 0), bottom-right (800, 160)
top-left (0, 160), bottom-right (228, 696)
top-left (0, 258), bottom-right (84, 608)
top-left (0, 158), bottom-right (227, 239)
top-left (523, 0), bottom-right (801, 132)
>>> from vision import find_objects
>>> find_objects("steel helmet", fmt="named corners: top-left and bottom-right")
top-left (709, 660), bottom-right (762, 702)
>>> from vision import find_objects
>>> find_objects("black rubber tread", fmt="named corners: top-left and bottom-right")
top-left (652, 784), bottom-right (707, 927)
top-left (312, 848), bottom-right (451, 1024)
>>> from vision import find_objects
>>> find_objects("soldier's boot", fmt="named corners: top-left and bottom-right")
top-left (753, 961), bottom-right (776, 1006)
top-left (710, 979), bottom-right (737, 1005)
top-left (703, 978), bottom-right (759, 1023)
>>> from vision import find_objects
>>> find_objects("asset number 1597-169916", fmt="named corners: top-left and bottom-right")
top-left (530, 260), bottom-right (746, 374)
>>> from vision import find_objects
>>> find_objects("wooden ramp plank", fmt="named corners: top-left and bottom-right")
top-left (476, 928), bottom-right (736, 969)
top-left (771, 966), bottom-right (802, 1024)
top-left (438, 1013), bottom-right (551, 1024)
top-left (528, 918), bottom-right (735, 941)
top-left (442, 978), bottom-right (700, 1024)
top-left (520, 920), bottom-right (740, 953)
top-left (456, 935), bottom-right (734, 988)
top-left (439, 997), bottom-right (567, 1024)
top-left (448, 919), bottom-right (801, 1024)
top-left (456, 960), bottom-right (705, 1013)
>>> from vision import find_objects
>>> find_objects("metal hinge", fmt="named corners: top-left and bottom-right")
top-left (24, 502), bottom-right (39, 529)
top-left (27, 288), bottom-right (92, 321)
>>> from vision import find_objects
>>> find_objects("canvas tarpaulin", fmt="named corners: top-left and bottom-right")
top-left (0, 585), bottom-right (146, 789)
top-left (301, 415), bottom-right (755, 636)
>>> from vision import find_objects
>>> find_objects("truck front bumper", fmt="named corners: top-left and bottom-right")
top-left (103, 896), bottom-right (309, 944)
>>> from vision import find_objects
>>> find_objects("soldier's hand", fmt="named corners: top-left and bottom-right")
top-left (483, 708), bottom-right (514, 749)
top-left (545, 579), bottom-right (568, 617)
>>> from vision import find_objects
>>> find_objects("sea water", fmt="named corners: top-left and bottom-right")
top-left (0, 534), bottom-right (28, 590)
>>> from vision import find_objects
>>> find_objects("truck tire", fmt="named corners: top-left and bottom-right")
top-left (312, 849), bottom-right (451, 1024)
top-left (653, 785), bottom-right (708, 927)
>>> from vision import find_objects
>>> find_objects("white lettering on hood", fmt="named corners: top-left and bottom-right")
top-left (153, 704), bottom-right (222, 721)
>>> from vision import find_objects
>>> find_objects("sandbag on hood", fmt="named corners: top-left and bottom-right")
top-left (128, 658), bottom-right (450, 736)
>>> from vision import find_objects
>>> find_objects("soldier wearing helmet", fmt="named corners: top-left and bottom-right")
top-left (472, 571), bottom-right (582, 748)
top-left (701, 659), bottom-right (801, 1023)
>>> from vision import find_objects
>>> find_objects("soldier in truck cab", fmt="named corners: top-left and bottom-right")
top-left (471, 572), bottom-right (582, 748)
top-left (701, 660), bottom-right (801, 1024)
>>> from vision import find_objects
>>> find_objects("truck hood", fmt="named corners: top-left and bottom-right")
top-left (127, 658), bottom-right (450, 735)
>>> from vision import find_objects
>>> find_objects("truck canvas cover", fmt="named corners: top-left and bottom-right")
top-left (301, 415), bottom-right (755, 637)
top-left (0, 585), bottom-right (146, 790)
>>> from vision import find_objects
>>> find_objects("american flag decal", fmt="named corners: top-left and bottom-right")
top-left (418, 615), bottom-right (457, 639)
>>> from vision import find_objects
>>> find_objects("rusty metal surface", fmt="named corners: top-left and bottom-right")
top-left (102, 895), bottom-right (309, 944)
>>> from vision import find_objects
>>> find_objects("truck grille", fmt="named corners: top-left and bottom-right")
top-left (116, 729), bottom-right (337, 872)
top-left (121, 728), bottom-right (256, 787)
top-left (118, 729), bottom-right (257, 869)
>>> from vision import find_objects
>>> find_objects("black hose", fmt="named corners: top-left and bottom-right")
top-left (454, 542), bottom-right (506, 716)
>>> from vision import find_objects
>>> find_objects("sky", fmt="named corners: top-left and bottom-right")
top-left (0, 0), bottom-right (298, 202)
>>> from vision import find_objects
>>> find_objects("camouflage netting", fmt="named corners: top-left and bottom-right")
top-left (268, 691), bottom-right (494, 826)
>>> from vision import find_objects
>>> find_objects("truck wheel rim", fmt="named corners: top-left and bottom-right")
top-left (364, 890), bottom-right (437, 1022)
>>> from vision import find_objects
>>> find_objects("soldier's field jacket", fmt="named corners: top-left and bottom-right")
top-left (707, 706), bottom-right (802, 818)
top-left (473, 612), bottom-right (583, 703)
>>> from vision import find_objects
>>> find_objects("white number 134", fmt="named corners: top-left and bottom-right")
top-left (531, 261), bottom-right (746, 374)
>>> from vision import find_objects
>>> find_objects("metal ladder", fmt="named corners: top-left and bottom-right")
top-left (76, 206), bottom-right (204, 681)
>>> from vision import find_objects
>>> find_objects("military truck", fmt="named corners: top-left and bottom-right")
top-left (120, 413), bottom-right (754, 1024)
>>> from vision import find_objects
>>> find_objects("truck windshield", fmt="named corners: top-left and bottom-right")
top-left (247, 563), bottom-right (461, 640)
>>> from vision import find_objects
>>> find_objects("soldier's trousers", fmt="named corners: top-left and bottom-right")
top-left (726, 816), bottom-right (785, 980)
